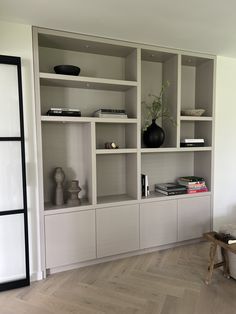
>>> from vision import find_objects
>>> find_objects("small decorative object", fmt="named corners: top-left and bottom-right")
top-left (54, 167), bottom-right (65, 206)
top-left (54, 65), bottom-right (80, 76)
top-left (142, 81), bottom-right (175, 148)
top-left (67, 180), bottom-right (81, 206)
top-left (181, 108), bottom-right (205, 116)
top-left (104, 141), bottom-right (119, 149)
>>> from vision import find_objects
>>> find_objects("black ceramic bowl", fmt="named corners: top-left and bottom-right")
top-left (54, 65), bottom-right (80, 76)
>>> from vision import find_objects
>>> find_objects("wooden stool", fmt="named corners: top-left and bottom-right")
top-left (203, 231), bottom-right (236, 284)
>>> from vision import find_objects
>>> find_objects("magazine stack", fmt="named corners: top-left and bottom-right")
top-left (177, 176), bottom-right (208, 194)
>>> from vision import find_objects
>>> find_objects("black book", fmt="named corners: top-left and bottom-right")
top-left (155, 189), bottom-right (187, 196)
top-left (47, 108), bottom-right (81, 117)
top-left (180, 143), bottom-right (204, 147)
top-left (155, 183), bottom-right (187, 192)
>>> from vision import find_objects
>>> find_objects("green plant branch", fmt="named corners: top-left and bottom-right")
top-left (142, 81), bottom-right (175, 130)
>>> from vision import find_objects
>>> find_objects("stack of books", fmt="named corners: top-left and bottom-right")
top-left (155, 183), bottom-right (187, 196)
top-left (177, 176), bottom-right (208, 194)
top-left (180, 139), bottom-right (204, 147)
top-left (93, 109), bottom-right (127, 118)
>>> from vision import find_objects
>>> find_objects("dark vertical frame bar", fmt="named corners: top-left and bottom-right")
top-left (0, 55), bottom-right (30, 291)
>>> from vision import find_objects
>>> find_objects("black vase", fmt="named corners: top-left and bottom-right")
top-left (143, 119), bottom-right (165, 148)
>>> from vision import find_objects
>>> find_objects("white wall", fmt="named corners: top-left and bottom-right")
top-left (214, 56), bottom-right (236, 230)
top-left (0, 21), bottom-right (41, 280)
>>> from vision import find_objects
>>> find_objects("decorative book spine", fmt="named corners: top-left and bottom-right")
top-left (141, 174), bottom-right (149, 197)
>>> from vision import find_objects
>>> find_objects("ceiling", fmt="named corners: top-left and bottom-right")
top-left (1, 0), bottom-right (236, 58)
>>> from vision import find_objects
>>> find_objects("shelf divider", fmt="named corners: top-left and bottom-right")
top-left (96, 149), bottom-right (137, 155)
top-left (180, 116), bottom-right (213, 121)
top-left (40, 72), bottom-right (138, 91)
top-left (41, 116), bottom-right (138, 124)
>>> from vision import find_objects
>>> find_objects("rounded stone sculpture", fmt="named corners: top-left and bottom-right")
top-left (54, 167), bottom-right (65, 206)
top-left (67, 180), bottom-right (81, 206)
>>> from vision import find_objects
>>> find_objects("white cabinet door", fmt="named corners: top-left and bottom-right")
top-left (140, 200), bottom-right (177, 249)
top-left (45, 210), bottom-right (96, 268)
top-left (178, 196), bottom-right (211, 241)
top-left (96, 204), bottom-right (139, 258)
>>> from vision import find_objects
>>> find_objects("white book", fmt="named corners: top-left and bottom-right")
top-left (145, 175), bottom-right (150, 196)
top-left (141, 174), bottom-right (149, 197)
top-left (181, 138), bottom-right (204, 143)
top-left (94, 113), bottom-right (128, 118)
top-left (50, 107), bottom-right (81, 112)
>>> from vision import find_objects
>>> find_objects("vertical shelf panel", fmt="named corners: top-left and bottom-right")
top-left (125, 49), bottom-right (138, 81)
top-left (194, 151), bottom-right (212, 191)
top-left (162, 55), bottom-right (178, 147)
top-left (195, 60), bottom-right (214, 116)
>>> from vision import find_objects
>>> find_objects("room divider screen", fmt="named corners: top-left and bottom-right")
top-left (0, 55), bottom-right (29, 291)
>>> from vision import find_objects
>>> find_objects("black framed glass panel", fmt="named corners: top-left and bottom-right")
top-left (0, 55), bottom-right (29, 291)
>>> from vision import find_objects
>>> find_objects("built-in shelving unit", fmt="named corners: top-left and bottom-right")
top-left (33, 27), bottom-right (215, 276)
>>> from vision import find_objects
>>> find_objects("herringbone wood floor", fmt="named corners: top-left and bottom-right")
top-left (1, 242), bottom-right (236, 314)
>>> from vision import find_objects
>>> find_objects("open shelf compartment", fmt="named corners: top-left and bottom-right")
top-left (40, 85), bottom-right (138, 118)
top-left (141, 151), bottom-right (212, 199)
top-left (42, 122), bottom-right (94, 210)
top-left (181, 55), bottom-right (214, 117)
top-left (180, 120), bottom-right (212, 147)
top-left (141, 49), bottom-right (178, 148)
top-left (96, 122), bottom-right (137, 149)
top-left (38, 31), bottom-right (138, 82)
top-left (96, 153), bottom-right (138, 204)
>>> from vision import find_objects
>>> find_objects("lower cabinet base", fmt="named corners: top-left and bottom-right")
top-left (44, 196), bottom-right (211, 277)
top-left (45, 236), bottom-right (204, 276)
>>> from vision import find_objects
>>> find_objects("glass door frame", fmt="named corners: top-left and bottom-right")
top-left (0, 55), bottom-right (29, 291)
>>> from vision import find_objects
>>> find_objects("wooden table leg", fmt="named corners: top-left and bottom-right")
top-left (205, 242), bottom-right (217, 285)
top-left (221, 247), bottom-right (230, 279)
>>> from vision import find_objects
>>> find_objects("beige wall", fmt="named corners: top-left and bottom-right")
top-left (214, 56), bottom-right (236, 229)
top-left (0, 21), bottom-right (42, 280)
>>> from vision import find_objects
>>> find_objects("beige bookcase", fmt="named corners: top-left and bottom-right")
top-left (33, 27), bottom-right (215, 276)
